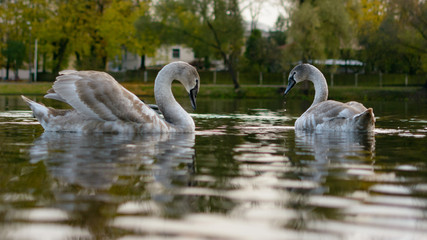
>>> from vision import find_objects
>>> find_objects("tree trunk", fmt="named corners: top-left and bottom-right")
top-left (14, 65), bottom-right (19, 80)
top-left (139, 54), bottom-right (146, 70)
top-left (222, 53), bottom-right (240, 90)
top-left (227, 61), bottom-right (240, 90)
top-left (52, 38), bottom-right (69, 74)
top-left (75, 52), bottom-right (81, 70)
top-left (5, 59), bottom-right (10, 80)
top-left (42, 53), bottom-right (46, 72)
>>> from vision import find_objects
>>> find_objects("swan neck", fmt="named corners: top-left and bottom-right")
top-left (309, 69), bottom-right (328, 107)
top-left (154, 68), bottom-right (194, 131)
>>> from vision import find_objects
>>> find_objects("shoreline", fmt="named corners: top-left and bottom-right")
top-left (1, 82), bottom-right (425, 101)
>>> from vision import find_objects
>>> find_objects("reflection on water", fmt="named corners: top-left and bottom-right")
top-left (294, 130), bottom-right (375, 185)
top-left (29, 132), bottom-right (195, 190)
top-left (1, 125), bottom-right (196, 239)
top-left (0, 95), bottom-right (427, 239)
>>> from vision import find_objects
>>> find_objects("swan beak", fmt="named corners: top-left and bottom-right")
top-left (189, 80), bottom-right (198, 110)
top-left (284, 77), bottom-right (296, 96)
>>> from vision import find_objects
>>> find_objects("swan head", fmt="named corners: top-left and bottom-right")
top-left (173, 62), bottom-right (200, 110)
top-left (157, 61), bottom-right (200, 110)
top-left (284, 64), bottom-right (315, 95)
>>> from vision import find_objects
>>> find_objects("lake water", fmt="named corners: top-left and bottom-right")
top-left (0, 94), bottom-right (427, 240)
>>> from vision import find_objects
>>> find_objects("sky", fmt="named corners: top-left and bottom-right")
top-left (240, 0), bottom-right (287, 30)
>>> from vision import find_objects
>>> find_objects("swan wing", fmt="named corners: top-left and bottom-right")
top-left (297, 100), bottom-right (363, 129)
top-left (51, 70), bottom-right (160, 123)
top-left (344, 101), bottom-right (367, 112)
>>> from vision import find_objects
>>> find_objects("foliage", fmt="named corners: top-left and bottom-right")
top-left (99, 0), bottom-right (151, 70)
top-left (243, 28), bottom-right (285, 73)
top-left (134, 14), bottom-right (163, 70)
top-left (284, 0), bottom-right (353, 65)
top-left (244, 30), bottom-right (267, 72)
top-left (356, 0), bottom-right (427, 73)
top-left (2, 40), bottom-right (26, 79)
top-left (154, 0), bottom-right (245, 89)
top-left (0, 0), bottom-right (426, 80)
top-left (1, 0), bottom-right (151, 73)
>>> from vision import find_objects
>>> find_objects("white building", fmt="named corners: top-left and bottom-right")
top-left (109, 45), bottom-right (196, 71)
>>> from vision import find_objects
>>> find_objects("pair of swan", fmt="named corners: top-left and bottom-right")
top-left (22, 62), bottom-right (374, 133)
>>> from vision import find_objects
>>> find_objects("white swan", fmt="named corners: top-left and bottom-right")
top-left (284, 64), bottom-right (375, 132)
top-left (22, 61), bottom-right (200, 133)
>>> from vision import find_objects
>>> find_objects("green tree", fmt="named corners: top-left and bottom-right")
top-left (244, 29), bottom-right (268, 72)
top-left (99, 0), bottom-right (150, 70)
top-left (134, 14), bottom-right (163, 70)
top-left (389, 0), bottom-right (427, 72)
top-left (2, 40), bottom-right (26, 80)
top-left (155, 0), bottom-right (245, 90)
top-left (356, 0), bottom-right (426, 73)
top-left (285, 0), bottom-right (353, 64)
top-left (35, 0), bottom-right (101, 73)
top-left (31, 0), bottom-right (152, 73)
top-left (0, 1), bottom-right (36, 79)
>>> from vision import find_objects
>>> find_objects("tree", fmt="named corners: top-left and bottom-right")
top-left (0, 1), bottom-right (36, 80)
top-left (240, 0), bottom-right (265, 31)
top-left (389, 0), bottom-right (427, 72)
top-left (2, 40), bottom-right (26, 80)
top-left (155, 0), bottom-right (245, 90)
top-left (284, 0), bottom-right (353, 64)
top-left (35, 0), bottom-right (102, 73)
top-left (134, 15), bottom-right (163, 70)
top-left (99, 0), bottom-right (151, 70)
top-left (244, 29), bottom-right (268, 72)
top-left (355, 0), bottom-right (426, 73)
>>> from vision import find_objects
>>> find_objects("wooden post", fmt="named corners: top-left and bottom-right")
top-left (379, 72), bottom-right (383, 87)
top-left (330, 72), bottom-right (334, 87)
top-left (259, 72), bottom-right (263, 85)
top-left (34, 39), bottom-right (38, 82)
top-left (144, 71), bottom-right (147, 83)
top-left (213, 71), bottom-right (217, 84)
top-left (405, 74), bottom-right (408, 87)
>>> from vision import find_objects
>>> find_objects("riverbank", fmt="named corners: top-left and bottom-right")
top-left (0, 82), bottom-right (425, 101)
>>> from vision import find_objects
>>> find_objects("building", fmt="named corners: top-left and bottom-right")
top-left (108, 45), bottom-right (196, 72)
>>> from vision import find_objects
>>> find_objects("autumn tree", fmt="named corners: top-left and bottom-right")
top-left (0, 1), bottom-right (37, 79)
top-left (155, 0), bottom-right (245, 90)
top-left (353, 0), bottom-right (426, 73)
top-left (388, 0), bottom-right (427, 72)
top-left (2, 0), bottom-right (153, 74)
top-left (134, 14), bottom-right (163, 70)
top-left (99, 0), bottom-right (151, 70)
top-left (285, 0), bottom-right (353, 64)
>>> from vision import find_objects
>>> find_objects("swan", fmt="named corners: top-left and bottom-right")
top-left (21, 61), bottom-right (200, 133)
top-left (284, 64), bottom-right (375, 132)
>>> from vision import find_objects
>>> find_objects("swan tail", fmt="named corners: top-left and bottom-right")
top-left (354, 108), bottom-right (375, 131)
top-left (21, 95), bottom-right (49, 128)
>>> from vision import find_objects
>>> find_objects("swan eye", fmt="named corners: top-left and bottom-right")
top-left (290, 72), bottom-right (297, 80)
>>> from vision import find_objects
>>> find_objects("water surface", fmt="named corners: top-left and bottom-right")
top-left (0, 95), bottom-right (426, 240)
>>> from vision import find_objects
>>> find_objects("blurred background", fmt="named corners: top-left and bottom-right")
top-left (0, 0), bottom-right (426, 88)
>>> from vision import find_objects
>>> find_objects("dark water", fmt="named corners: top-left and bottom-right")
top-left (0, 95), bottom-right (427, 240)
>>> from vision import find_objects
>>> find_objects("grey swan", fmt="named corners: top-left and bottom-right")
top-left (284, 64), bottom-right (375, 132)
top-left (22, 61), bottom-right (200, 133)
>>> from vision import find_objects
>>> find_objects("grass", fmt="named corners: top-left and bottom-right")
top-left (1, 81), bottom-right (425, 101)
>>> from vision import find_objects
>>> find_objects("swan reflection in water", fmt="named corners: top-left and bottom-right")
top-left (29, 132), bottom-right (196, 192)
top-left (18, 133), bottom-right (195, 239)
top-left (293, 130), bottom-right (375, 192)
